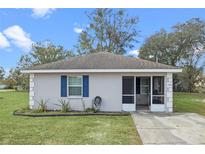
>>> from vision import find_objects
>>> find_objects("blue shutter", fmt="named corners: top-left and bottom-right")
top-left (83, 75), bottom-right (89, 97)
top-left (61, 75), bottom-right (67, 97)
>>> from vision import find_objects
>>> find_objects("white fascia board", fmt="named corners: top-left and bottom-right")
top-left (21, 69), bottom-right (182, 74)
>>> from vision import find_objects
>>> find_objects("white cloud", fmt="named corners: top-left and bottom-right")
top-left (128, 49), bottom-right (139, 57)
top-left (0, 32), bottom-right (10, 48)
top-left (73, 27), bottom-right (83, 34)
top-left (3, 25), bottom-right (33, 51)
top-left (31, 8), bottom-right (56, 18)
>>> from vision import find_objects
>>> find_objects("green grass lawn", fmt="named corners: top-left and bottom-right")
top-left (0, 91), bottom-right (141, 145)
top-left (174, 92), bottom-right (205, 116)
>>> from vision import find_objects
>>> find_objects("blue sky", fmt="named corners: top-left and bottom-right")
top-left (0, 8), bottom-right (205, 74)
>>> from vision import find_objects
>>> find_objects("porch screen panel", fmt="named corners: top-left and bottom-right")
top-left (136, 77), bottom-right (140, 94)
top-left (152, 76), bottom-right (164, 104)
top-left (122, 76), bottom-right (134, 104)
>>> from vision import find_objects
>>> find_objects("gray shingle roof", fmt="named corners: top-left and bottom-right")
top-left (28, 52), bottom-right (178, 70)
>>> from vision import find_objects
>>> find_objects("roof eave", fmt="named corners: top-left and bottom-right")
top-left (21, 68), bottom-right (182, 74)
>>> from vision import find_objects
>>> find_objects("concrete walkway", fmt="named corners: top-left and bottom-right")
top-left (132, 111), bottom-right (205, 144)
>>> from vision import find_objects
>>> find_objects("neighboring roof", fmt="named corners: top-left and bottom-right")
top-left (22, 52), bottom-right (181, 73)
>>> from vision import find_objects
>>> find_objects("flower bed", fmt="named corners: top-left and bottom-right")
top-left (13, 109), bottom-right (130, 117)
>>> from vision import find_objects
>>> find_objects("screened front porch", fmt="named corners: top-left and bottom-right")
top-left (122, 76), bottom-right (165, 112)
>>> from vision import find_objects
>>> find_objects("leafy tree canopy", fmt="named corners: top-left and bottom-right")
top-left (0, 66), bottom-right (5, 80)
top-left (31, 41), bottom-right (73, 65)
top-left (76, 9), bottom-right (139, 55)
top-left (139, 18), bottom-right (205, 67)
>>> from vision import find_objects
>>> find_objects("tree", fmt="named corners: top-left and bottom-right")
top-left (18, 54), bottom-right (33, 69)
top-left (14, 55), bottom-right (33, 90)
top-left (5, 68), bottom-right (20, 89)
top-left (139, 18), bottom-right (205, 92)
top-left (139, 18), bottom-right (205, 66)
top-left (5, 41), bottom-right (74, 90)
top-left (138, 29), bottom-right (185, 66)
top-left (4, 55), bottom-right (33, 90)
top-left (31, 41), bottom-right (73, 65)
top-left (174, 66), bottom-right (204, 92)
top-left (76, 9), bottom-right (139, 55)
top-left (0, 66), bottom-right (5, 80)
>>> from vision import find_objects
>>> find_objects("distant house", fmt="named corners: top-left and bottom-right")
top-left (0, 82), bottom-right (7, 89)
top-left (22, 52), bottom-right (182, 112)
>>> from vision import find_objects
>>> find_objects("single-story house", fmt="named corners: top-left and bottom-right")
top-left (22, 52), bottom-right (182, 112)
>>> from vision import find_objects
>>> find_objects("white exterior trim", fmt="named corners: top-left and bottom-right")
top-left (122, 76), bottom-right (136, 111)
top-left (150, 76), bottom-right (166, 112)
top-left (134, 76), bottom-right (136, 110)
top-left (21, 69), bottom-right (182, 74)
top-left (165, 73), bottom-right (173, 112)
top-left (122, 104), bottom-right (135, 111)
top-left (150, 76), bottom-right (153, 110)
top-left (150, 104), bottom-right (165, 112)
top-left (29, 74), bottom-right (34, 109)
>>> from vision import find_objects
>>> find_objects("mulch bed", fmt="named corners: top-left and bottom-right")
top-left (13, 110), bottom-right (130, 117)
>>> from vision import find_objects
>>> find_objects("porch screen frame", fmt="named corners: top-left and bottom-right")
top-left (152, 76), bottom-right (165, 104)
top-left (122, 76), bottom-right (135, 104)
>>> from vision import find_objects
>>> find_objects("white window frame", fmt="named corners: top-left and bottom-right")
top-left (67, 76), bottom-right (83, 98)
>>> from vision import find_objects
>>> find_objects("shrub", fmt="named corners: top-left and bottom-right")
top-left (85, 108), bottom-right (94, 112)
top-left (36, 99), bottom-right (48, 112)
top-left (56, 99), bottom-right (70, 112)
top-left (94, 108), bottom-right (99, 113)
top-left (13, 86), bottom-right (18, 91)
top-left (85, 107), bottom-right (98, 113)
top-left (32, 109), bottom-right (43, 113)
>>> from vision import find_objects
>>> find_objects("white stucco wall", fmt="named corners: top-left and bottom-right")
top-left (32, 73), bottom-right (122, 111)
top-left (30, 72), bottom-right (173, 112)
top-left (89, 74), bottom-right (122, 111)
top-left (33, 74), bottom-right (61, 110)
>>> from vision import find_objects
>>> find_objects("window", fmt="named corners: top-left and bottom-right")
top-left (152, 76), bottom-right (164, 104)
top-left (68, 76), bottom-right (82, 96)
top-left (122, 76), bottom-right (134, 104)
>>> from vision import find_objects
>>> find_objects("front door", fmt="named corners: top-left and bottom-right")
top-left (136, 77), bottom-right (150, 110)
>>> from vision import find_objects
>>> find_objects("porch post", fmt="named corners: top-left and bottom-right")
top-left (150, 76), bottom-right (153, 109)
top-left (165, 73), bottom-right (173, 112)
top-left (29, 74), bottom-right (34, 109)
top-left (134, 76), bottom-right (136, 111)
